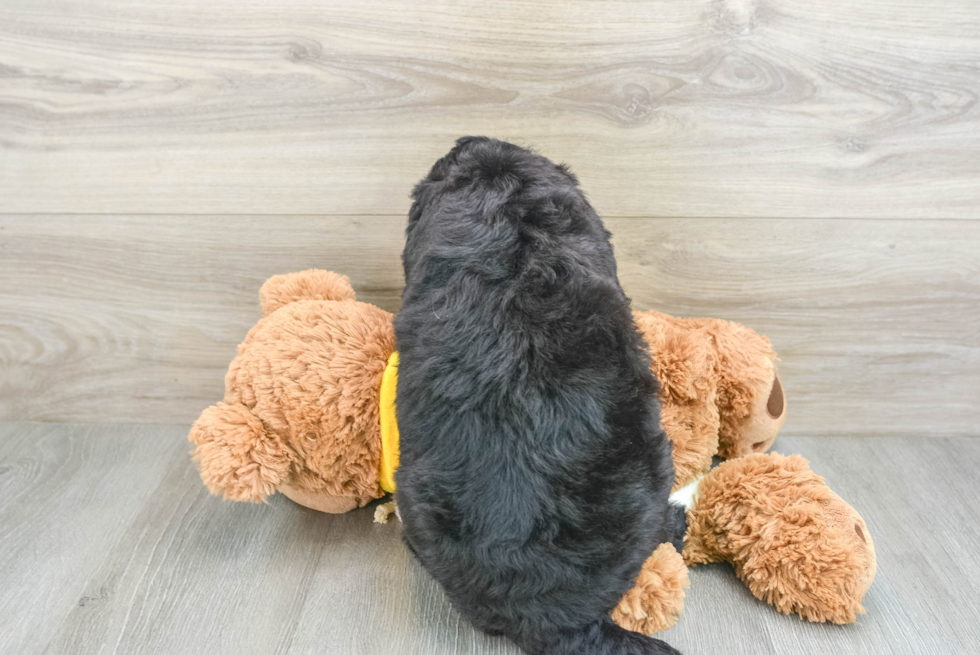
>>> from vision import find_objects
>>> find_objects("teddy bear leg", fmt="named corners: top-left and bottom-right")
top-left (611, 543), bottom-right (690, 635)
top-left (683, 453), bottom-right (877, 623)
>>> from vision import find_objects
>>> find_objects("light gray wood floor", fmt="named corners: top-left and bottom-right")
top-left (2, 422), bottom-right (977, 654)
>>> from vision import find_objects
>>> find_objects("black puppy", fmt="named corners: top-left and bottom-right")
top-left (394, 137), bottom-right (683, 655)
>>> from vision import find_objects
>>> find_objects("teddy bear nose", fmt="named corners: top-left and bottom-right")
top-left (766, 374), bottom-right (785, 419)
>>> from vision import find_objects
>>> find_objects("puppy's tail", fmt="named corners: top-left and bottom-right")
top-left (536, 617), bottom-right (682, 655)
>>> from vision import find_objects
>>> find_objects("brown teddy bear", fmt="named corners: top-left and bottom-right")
top-left (189, 269), bottom-right (875, 633)
top-left (634, 310), bottom-right (788, 487)
top-left (189, 269), bottom-right (393, 514)
top-left (610, 312), bottom-right (874, 631)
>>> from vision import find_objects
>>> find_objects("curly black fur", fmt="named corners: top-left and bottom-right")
top-left (394, 137), bottom-right (682, 655)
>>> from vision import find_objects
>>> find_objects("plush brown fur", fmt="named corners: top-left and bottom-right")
top-left (189, 270), bottom-right (873, 634)
top-left (189, 283), bottom-right (782, 509)
top-left (611, 543), bottom-right (690, 635)
top-left (612, 314), bottom-right (872, 632)
top-left (189, 270), bottom-right (394, 510)
top-left (259, 269), bottom-right (357, 315)
top-left (684, 453), bottom-right (877, 624)
top-left (633, 310), bottom-right (786, 489)
top-left (634, 312), bottom-right (721, 490)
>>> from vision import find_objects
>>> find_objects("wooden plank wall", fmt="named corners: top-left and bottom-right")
top-left (1, 1), bottom-right (978, 435)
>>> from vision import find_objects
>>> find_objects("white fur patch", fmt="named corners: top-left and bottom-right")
top-left (668, 474), bottom-right (704, 510)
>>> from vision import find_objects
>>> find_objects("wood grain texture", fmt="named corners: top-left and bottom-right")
top-left (2, 423), bottom-right (978, 654)
top-left (0, 215), bottom-right (405, 424)
top-left (0, 423), bottom-right (186, 654)
top-left (1, 0), bottom-right (978, 217)
top-left (615, 218), bottom-right (980, 437)
top-left (2, 215), bottom-right (978, 435)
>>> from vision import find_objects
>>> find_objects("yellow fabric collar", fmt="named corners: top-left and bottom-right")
top-left (378, 351), bottom-right (400, 493)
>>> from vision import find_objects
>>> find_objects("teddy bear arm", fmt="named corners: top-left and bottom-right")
top-left (188, 402), bottom-right (295, 502)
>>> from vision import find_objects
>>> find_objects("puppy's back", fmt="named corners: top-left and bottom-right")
top-left (395, 137), bottom-right (680, 655)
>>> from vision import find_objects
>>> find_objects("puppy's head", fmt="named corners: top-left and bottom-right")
top-left (403, 137), bottom-right (596, 290)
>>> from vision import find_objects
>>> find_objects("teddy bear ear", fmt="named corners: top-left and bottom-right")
top-left (259, 269), bottom-right (357, 315)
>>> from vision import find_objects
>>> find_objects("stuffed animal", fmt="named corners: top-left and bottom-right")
top-left (189, 269), bottom-right (393, 513)
top-left (633, 310), bottom-right (788, 487)
top-left (189, 269), bottom-right (875, 632)
top-left (610, 312), bottom-right (874, 632)
top-left (680, 452), bottom-right (877, 624)
top-left (610, 451), bottom-right (877, 631)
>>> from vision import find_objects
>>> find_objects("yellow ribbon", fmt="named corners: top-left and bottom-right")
top-left (378, 351), bottom-right (400, 493)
